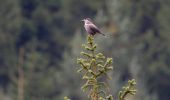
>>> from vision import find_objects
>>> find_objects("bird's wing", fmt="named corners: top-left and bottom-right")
top-left (89, 23), bottom-right (105, 36)
top-left (89, 23), bottom-right (101, 33)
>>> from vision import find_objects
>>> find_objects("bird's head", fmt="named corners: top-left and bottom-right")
top-left (81, 18), bottom-right (92, 24)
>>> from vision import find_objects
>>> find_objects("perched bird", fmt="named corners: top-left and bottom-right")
top-left (81, 18), bottom-right (105, 36)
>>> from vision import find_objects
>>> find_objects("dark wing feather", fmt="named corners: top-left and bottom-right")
top-left (89, 24), bottom-right (101, 33)
top-left (90, 24), bottom-right (105, 36)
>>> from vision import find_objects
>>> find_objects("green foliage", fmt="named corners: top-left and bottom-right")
top-left (118, 79), bottom-right (137, 100)
top-left (0, 0), bottom-right (105, 99)
top-left (64, 35), bottom-right (137, 100)
top-left (64, 96), bottom-right (71, 100)
top-left (77, 35), bottom-right (113, 99)
top-left (0, 0), bottom-right (170, 100)
top-left (107, 0), bottom-right (170, 99)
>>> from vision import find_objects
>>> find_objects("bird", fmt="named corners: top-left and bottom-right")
top-left (81, 18), bottom-right (105, 36)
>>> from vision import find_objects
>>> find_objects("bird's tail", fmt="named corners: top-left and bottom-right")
top-left (101, 33), bottom-right (105, 36)
top-left (100, 32), bottom-right (110, 38)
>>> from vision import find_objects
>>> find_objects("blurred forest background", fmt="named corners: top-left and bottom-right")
top-left (0, 0), bottom-right (170, 100)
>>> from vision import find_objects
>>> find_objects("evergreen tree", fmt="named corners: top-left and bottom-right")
top-left (106, 0), bottom-right (170, 99)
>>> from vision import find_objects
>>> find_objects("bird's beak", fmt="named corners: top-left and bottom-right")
top-left (81, 19), bottom-right (84, 22)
